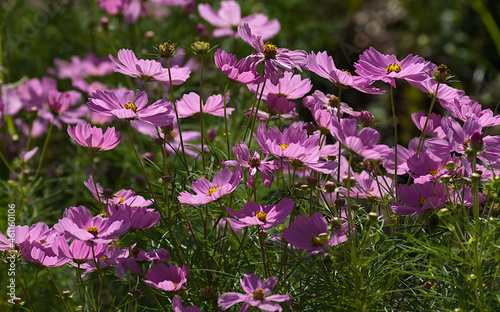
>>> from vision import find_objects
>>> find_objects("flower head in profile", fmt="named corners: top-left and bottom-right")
top-left (109, 49), bottom-right (190, 84)
top-left (218, 274), bottom-right (291, 312)
top-left (173, 296), bottom-right (201, 312)
top-left (67, 123), bottom-right (122, 153)
top-left (226, 197), bottom-right (294, 230)
top-left (175, 92), bottom-right (233, 118)
top-left (307, 51), bottom-right (385, 94)
top-left (178, 167), bottom-right (243, 206)
top-left (88, 89), bottom-right (174, 127)
top-left (144, 263), bottom-right (189, 292)
top-left (198, 1), bottom-right (280, 40)
top-left (354, 46), bottom-right (429, 88)
top-left (214, 49), bottom-right (264, 84)
top-left (238, 23), bottom-right (306, 85)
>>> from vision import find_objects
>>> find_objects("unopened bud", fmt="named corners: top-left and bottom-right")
top-left (335, 198), bottom-right (345, 207)
top-left (359, 110), bottom-right (375, 127)
top-left (440, 174), bottom-right (451, 183)
top-left (13, 297), bottom-right (23, 305)
top-left (324, 181), bottom-right (337, 193)
top-left (444, 161), bottom-right (457, 170)
top-left (102, 188), bottom-right (114, 199)
top-left (100, 17), bottom-right (110, 31)
top-left (469, 131), bottom-right (483, 153)
top-left (302, 122), bottom-right (316, 135)
top-left (351, 204), bottom-right (360, 211)
top-left (142, 152), bottom-right (154, 162)
top-left (306, 176), bottom-right (318, 187)
top-left (471, 173), bottom-right (481, 182)
top-left (197, 23), bottom-right (209, 37)
top-left (438, 208), bottom-right (450, 217)
top-left (161, 175), bottom-right (172, 184)
top-left (62, 290), bottom-right (72, 299)
top-left (129, 289), bottom-right (142, 298)
top-left (368, 212), bottom-right (379, 222)
top-left (144, 31), bottom-right (155, 40)
top-left (330, 217), bottom-right (341, 228)
top-left (191, 41), bottom-right (211, 54)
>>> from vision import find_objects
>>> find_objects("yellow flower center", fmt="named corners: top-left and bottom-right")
top-left (463, 138), bottom-right (471, 150)
top-left (418, 197), bottom-right (427, 207)
top-left (263, 43), bottom-right (277, 59)
top-left (100, 255), bottom-right (109, 260)
top-left (124, 102), bottom-right (138, 113)
top-left (252, 288), bottom-right (266, 301)
top-left (328, 96), bottom-right (340, 108)
top-left (165, 130), bottom-right (176, 140)
top-left (207, 186), bottom-right (219, 196)
top-left (255, 211), bottom-right (268, 222)
top-left (87, 226), bottom-right (99, 236)
top-left (279, 143), bottom-right (288, 151)
top-left (342, 69), bottom-right (352, 75)
top-left (386, 63), bottom-right (402, 74)
top-left (311, 233), bottom-right (328, 247)
top-left (118, 195), bottom-right (125, 203)
top-left (172, 281), bottom-right (179, 287)
top-left (427, 169), bottom-right (439, 176)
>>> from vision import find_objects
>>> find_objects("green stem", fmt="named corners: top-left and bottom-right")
top-left (390, 86), bottom-right (398, 199)
top-left (416, 82), bottom-right (440, 155)
top-left (222, 82), bottom-right (232, 158)
top-left (247, 80), bottom-right (267, 147)
top-left (35, 270), bottom-right (45, 312)
top-left (199, 54), bottom-right (206, 173)
top-left (47, 269), bottom-right (70, 312)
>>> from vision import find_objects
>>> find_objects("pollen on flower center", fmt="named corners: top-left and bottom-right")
top-left (427, 169), bottom-right (439, 176)
top-left (252, 288), bottom-right (266, 301)
top-left (124, 102), bottom-right (138, 113)
top-left (207, 186), bottom-right (219, 196)
top-left (463, 138), bottom-right (471, 150)
top-left (87, 226), bottom-right (99, 236)
top-left (278, 143), bottom-right (288, 151)
top-left (118, 195), bottom-right (125, 203)
top-left (386, 63), bottom-right (402, 74)
top-left (263, 43), bottom-right (277, 59)
top-left (100, 255), bottom-right (109, 260)
top-left (172, 281), bottom-right (179, 287)
top-left (165, 130), bottom-right (176, 140)
top-left (418, 197), bottom-right (427, 207)
top-left (311, 233), bottom-right (328, 247)
top-left (342, 69), bottom-right (352, 75)
top-left (255, 211), bottom-right (268, 222)
top-left (248, 156), bottom-right (261, 167)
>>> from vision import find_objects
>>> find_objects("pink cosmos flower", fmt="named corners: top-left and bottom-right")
top-left (109, 49), bottom-right (190, 84)
top-left (247, 71), bottom-right (312, 100)
top-left (198, 1), bottom-right (280, 40)
top-left (173, 296), bottom-right (201, 312)
top-left (0, 222), bottom-right (53, 251)
top-left (84, 176), bottom-right (153, 207)
top-left (238, 23), bottom-right (307, 85)
top-left (255, 122), bottom-right (337, 174)
top-left (411, 112), bottom-right (445, 138)
top-left (391, 182), bottom-right (446, 215)
top-left (67, 123), bottom-right (122, 153)
top-left (175, 92), bottom-right (233, 118)
top-left (88, 89), bottom-right (174, 127)
top-left (354, 46), bottom-right (429, 88)
top-left (144, 263), bottom-right (189, 292)
top-left (214, 49), bottom-right (264, 84)
top-left (20, 241), bottom-right (69, 268)
top-left (307, 51), bottom-right (385, 94)
top-left (51, 235), bottom-right (107, 266)
top-left (178, 167), bottom-right (243, 206)
top-left (110, 204), bottom-right (161, 231)
top-left (406, 76), bottom-right (465, 110)
top-left (226, 197), bottom-right (294, 230)
top-left (80, 243), bottom-right (131, 276)
top-left (222, 141), bottom-right (280, 188)
top-left (53, 205), bottom-right (130, 244)
top-left (50, 54), bottom-right (114, 80)
top-left (282, 212), bottom-right (351, 257)
top-left (302, 90), bottom-right (361, 117)
top-left (218, 274), bottom-right (291, 312)
top-left (446, 96), bottom-right (500, 127)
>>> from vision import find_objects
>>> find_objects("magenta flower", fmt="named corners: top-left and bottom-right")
top-left (116, 248), bottom-right (170, 279)
top-left (226, 197), bottom-right (294, 230)
top-left (238, 23), bottom-right (307, 85)
top-left (214, 49), bottom-right (264, 84)
top-left (80, 243), bottom-right (131, 276)
top-left (178, 167), bottom-right (243, 206)
top-left (50, 53), bottom-right (114, 80)
top-left (84, 176), bottom-right (153, 207)
top-left (51, 235), bottom-right (107, 266)
top-left (411, 112), bottom-right (445, 138)
top-left (303, 90), bottom-right (361, 117)
top-left (282, 212), bottom-right (350, 257)
top-left (198, 1), bottom-right (280, 40)
top-left (0, 222), bottom-right (53, 251)
top-left (144, 263), bottom-right (189, 292)
top-left (354, 46), bottom-right (429, 88)
top-left (391, 182), bottom-right (446, 215)
top-left (218, 274), bottom-right (291, 312)
top-left (173, 296), bottom-right (201, 312)
top-left (247, 71), bottom-right (312, 100)
top-left (67, 123), bottom-right (122, 153)
top-left (109, 49), bottom-right (190, 84)
top-left (223, 141), bottom-right (280, 188)
top-left (307, 51), bottom-right (385, 94)
top-left (88, 89), bottom-right (174, 127)
top-left (175, 92), bottom-right (233, 118)
top-left (20, 241), bottom-right (69, 268)
top-left (54, 206), bottom-right (130, 244)
top-left (111, 204), bottom-right (161, 231)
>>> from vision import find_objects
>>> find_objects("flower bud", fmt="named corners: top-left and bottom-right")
top-left (207, 129), bottom-right (217, 142)
top-left (433, 64), bottom-right (451, 83)
top-left (335, 198), bottom-right (345, 207)
top-left (154, 137), bottom-right (165, 145)
top-left (191, 41), bottom-right (211, 54)
top-left (306, 176), bottom-right (318, 187)
top-left (197, 22), bottom-right (209, 37)
top-left (324, 181), bottom-right (337, 193)
top-left (300, 184), bottom-right (309, 190)
top-left (330, 217), bottom-right (341, 228)
top-left (100, 17), bottom-right (110, 31)
top-left (156, 41), bottom-right (177, 59)
top-left (359, 110), bottom-right (375, 127)
top-left (469, 131), bottom-right (483, 153)
top-left (368, 212), bottom-right (379, 222)
top-left (62, 290), bottom-right (72, 299)
top-left (142, 152), bottom-right (154, 162)
top-left (102, 188), bottom-right (114, 199)
top-left (13, 297), bottom-right (23, 305)
top-left (438, 208), bottom-right (450, 217)
top-left (144, 31), bottom-right (155, 40)
top-left (444, 161), bottom-right (457, 170)
top-left (161, 175), bottom-right (172, 184)
top-left (351, 204), bottom-right (360, 211)
top-left (440, 174), bottom-right (451, 183)
top-left (129, 289), bottom-right (142, 298)
top-left (471, 172), bottom-right (481, 182)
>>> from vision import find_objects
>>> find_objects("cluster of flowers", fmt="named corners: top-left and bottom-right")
top-left (2, 1), bottom-right (498, 311)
